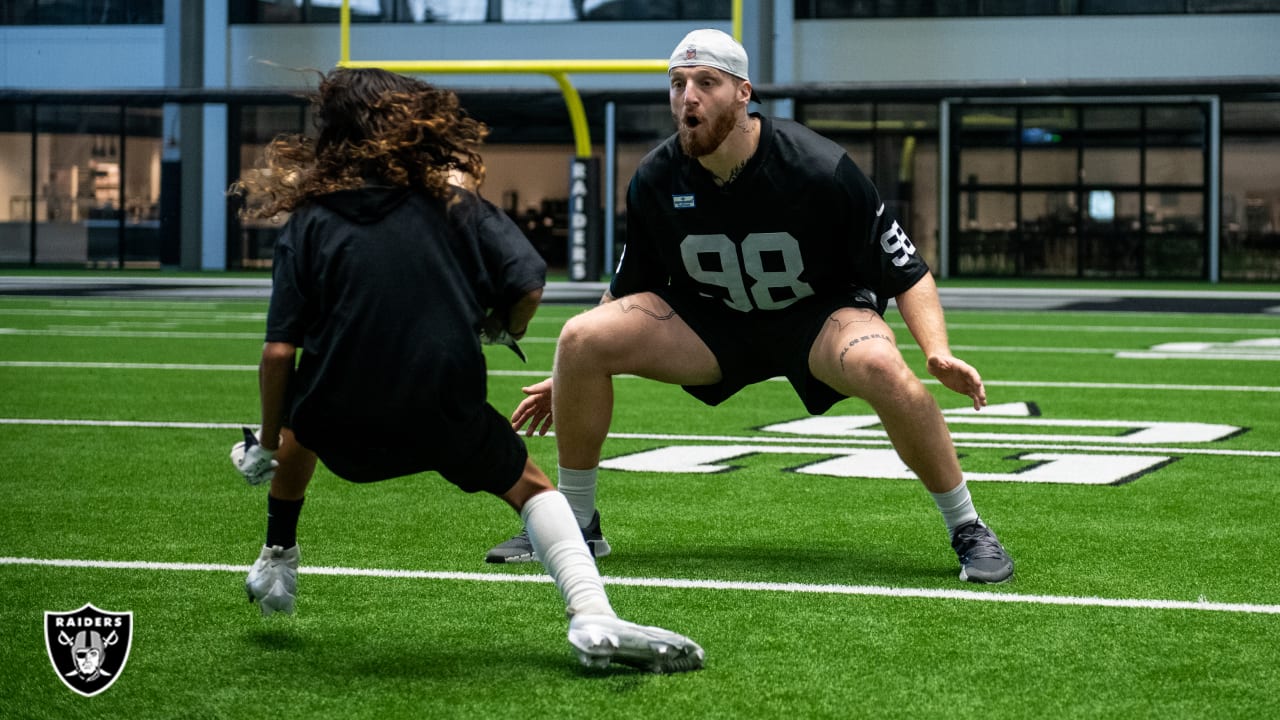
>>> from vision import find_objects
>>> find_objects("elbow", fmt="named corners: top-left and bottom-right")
top-left (260, 342), bottom-right (296, 369)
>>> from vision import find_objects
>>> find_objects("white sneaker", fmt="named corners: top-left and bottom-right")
top-left (245, 544), bottom-right (299, 617)
top-left (568, 614), bottom-right (704, 674)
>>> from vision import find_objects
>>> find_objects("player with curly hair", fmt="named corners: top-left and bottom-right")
top-left (230, 67), bottom-right (703, 674)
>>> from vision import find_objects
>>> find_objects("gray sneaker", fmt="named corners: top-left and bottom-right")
top-left (484, 510), bottom-right (611, 563)
top-left (568, 614), bottom-right (705, 673)
top-left (951, 520), bottom-right (1014, 583)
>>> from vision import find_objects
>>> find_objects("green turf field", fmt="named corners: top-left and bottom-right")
top-left (2, 294), bottom-right (1278, 719)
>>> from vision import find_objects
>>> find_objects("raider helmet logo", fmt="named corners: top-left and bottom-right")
top-left (44, 603), bottom-right (133, 697)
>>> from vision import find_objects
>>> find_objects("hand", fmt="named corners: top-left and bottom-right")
top-left (511, 377), bottom-right (554, 437)
top-left (230, 427), bottom-right (278, 485)
top-left (926, 355), bottom-right (987, 411)
top-left (479, 313), bottom-right (527, 362)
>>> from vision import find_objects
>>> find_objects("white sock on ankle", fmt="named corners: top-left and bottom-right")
top-left (556, 466), bottom-right (599, 528)
top-left (931, 480), bottom-right (980, 534)
top-left (522, 490), bottom-right (614, 618)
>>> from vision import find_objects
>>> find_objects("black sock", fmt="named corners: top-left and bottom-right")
top-left (266, 495), bottom-right (304, 549)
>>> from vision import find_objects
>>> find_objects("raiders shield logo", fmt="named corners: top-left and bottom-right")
top-left (44, 604), bottom-right (133, 697)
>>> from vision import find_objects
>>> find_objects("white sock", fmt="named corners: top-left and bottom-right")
top-left (556, 466), bottom-right (598, 528)
top-left (931, 480), bottom-right (980, 534)
top-left (521, 491), bottom-right (614, 618)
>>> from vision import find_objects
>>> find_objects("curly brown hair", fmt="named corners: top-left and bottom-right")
top-left (233, 67), bottom-right (489, 220)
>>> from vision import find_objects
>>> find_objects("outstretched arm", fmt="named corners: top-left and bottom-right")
top-left (510, 288), bottom-right (620, 436)
top-left (894, 274), bottom-right (987, 410)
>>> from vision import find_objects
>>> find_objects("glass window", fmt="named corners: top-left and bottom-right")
top-left (121, 108), bottom-right (164, 266)
top-left (957, 106), bottom-right (1017, 184)
top-left (955, 191), bottom-right (1018, 275)
top-left (1080, 1), bottom-right (1184, 13)
top-left (1145, 191), bottom-right (1205, 278)
top-left (960, 148), bottom-right (1015, 186)
top-left (2, 0), bottom-right (163, 23)
top-left (232, 104), bottom-right (311, 269)
top-left (801, 103), bottom-right (875, 134)
top-left (876, 104), bottom-right (938, 132)
top-left (951, 101), bottom-right (1210, 280)
top-left (1146, 147), bottom-right (1203, 185)
top-left (1082, 147), bottom-right (1141, 184)
top-left (1083, 105), bottom-right (1140, 132)
top-left (33, 106), bottom-right (123, 265)
top-left (1081, 191), bottom-right (1142, 278)
top-left (1021, 190), bottom-right (1078, 276)
top-left (1224, 101), bottom-right (1280, 132)
top-left (0, 104), bottom-right (34, 263)
top-left (1021, 146), bottom-right (1077, 184)
top-left (1222, 101), bottom-right (1280, 281)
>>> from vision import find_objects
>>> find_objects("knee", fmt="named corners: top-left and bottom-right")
top-left (840, 345), bottom-right (921, 400)
top-left (556, 313), bottom-right (619, 367)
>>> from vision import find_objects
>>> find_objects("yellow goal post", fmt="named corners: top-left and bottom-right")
top-left (336, 0), bottom-right (743, 158)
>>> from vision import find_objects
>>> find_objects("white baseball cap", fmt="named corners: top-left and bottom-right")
top-left (668, 28), bottom-right (750, 83)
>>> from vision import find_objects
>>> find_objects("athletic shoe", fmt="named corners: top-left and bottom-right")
top-left (951, 520), bottom-right (1014, 583)
top-left (484, 510), bottom-right (612, 564)
top-left (246, 544), bottom-right (299, 616)
top-left (568, 614), bottom-right (705, 674)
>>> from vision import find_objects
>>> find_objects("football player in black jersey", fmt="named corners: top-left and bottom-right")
top-left (229, 67), bottom-right (703, 673)
top-left (491, 29), bottom-right (1014, 584)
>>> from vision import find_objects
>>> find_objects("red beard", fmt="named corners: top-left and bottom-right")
top-left (676, 107), bottom-right (737, 158)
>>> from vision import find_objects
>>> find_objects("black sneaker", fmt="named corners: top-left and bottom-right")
top-left (484, 511), bottom-right (612, 564)
top-left (950, 520), bottom-right (1014, 583)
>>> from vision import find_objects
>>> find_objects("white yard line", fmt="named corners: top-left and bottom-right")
top-left (1, 418), bottom-right (1277, 457)
top-left (2, 361), bottom-right (1278, 395)
top-left (2, 555), bottom-right (1276, 616)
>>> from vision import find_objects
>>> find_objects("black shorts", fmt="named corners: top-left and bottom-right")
top-left (290, 403), bottom-right (527, 495)
top-left (653, 286), bottom-right (881, 415)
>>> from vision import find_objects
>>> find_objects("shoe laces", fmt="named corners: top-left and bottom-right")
top-left (952, 522), bottom-right (1006, 560)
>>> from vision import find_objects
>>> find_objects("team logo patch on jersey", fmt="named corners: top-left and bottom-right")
top-left (44, 604), bottom-right (134, 697)
top-left (673, 194), bottom-right (696, 209)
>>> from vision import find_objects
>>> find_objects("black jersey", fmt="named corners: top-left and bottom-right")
top-left (265, 186), bottom-right (545, 434)
top-left (612, 114), bottom-right (928, 315)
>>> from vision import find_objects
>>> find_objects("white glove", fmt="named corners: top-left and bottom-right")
top-left (479, 314), bottom-right (527, 362)
top-left (230, 427), bottom-right (278, 486)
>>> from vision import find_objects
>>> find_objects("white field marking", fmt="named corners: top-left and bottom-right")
top-left (0, 327), bottom-right (560, 342)
top-left (0, 308), bottom-right (265, 321)
top-left (2, 361), bottom-right (1278, 395)
top-left (0, 361), bottom-right (258, 371)
top-left (6, 323), bottom-right (1277, 355)
top-left (594, 432), bottom-right (1280, 458)
top-left (1115, 351), bottom-right (1280, 361)
top-left (0, 328), bottom-right (263, 339)
top-left (1117, 339), bottom-right (1280, 361)
top-left (2, 418), bottom-right (1274, 458)
top-left (0, 418), bottom-right (243, 430)
top-left (1, 556), bottom-right (1277, 616)
top-left (941, 322), bottom-right (1280, 336)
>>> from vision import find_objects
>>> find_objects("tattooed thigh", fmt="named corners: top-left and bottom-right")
top-left (617, 296), bottom-right (676, 321)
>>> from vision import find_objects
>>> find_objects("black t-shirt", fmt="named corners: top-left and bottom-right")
top-left (265, 186), bottom-right (545, 435)
top-left (612, 114), bottom-right (929, 315)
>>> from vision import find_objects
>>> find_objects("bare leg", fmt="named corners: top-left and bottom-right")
top-left (267, 427), bottom-right (317, 501)
top-left (808, 307), bottom-right (964, 494)
top-left (552, 292), bottom-right (720, 470)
